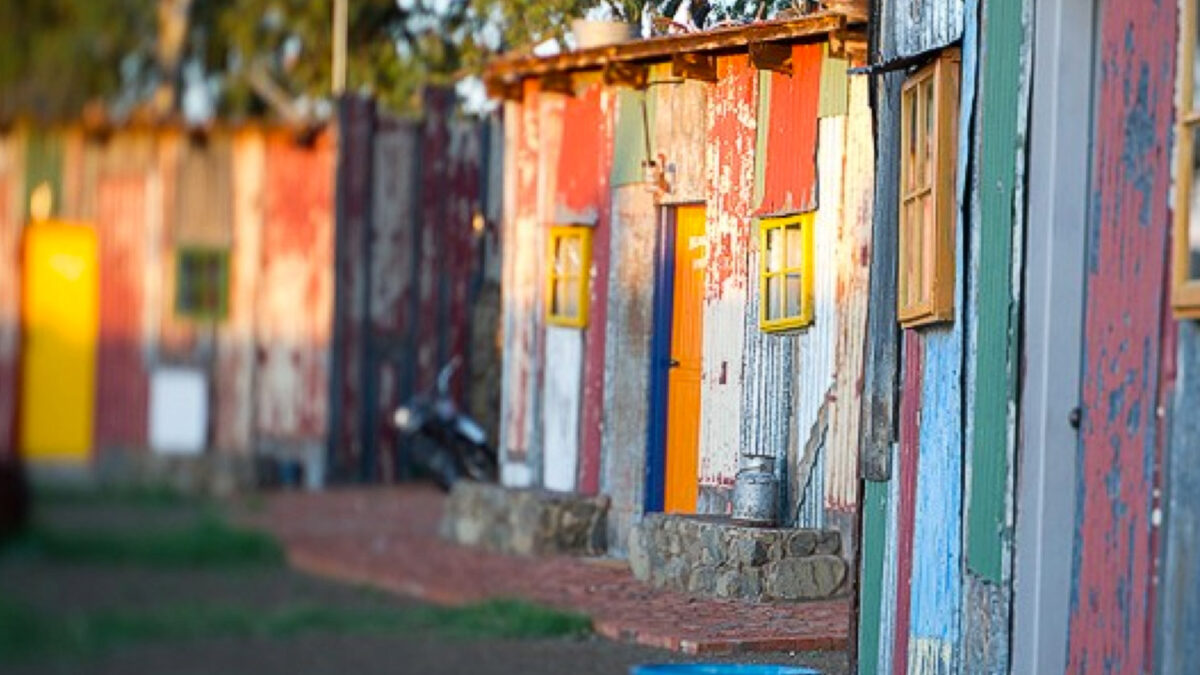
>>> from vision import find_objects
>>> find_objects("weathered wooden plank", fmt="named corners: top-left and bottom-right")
top-left (23, 128), bottom-right (62, 221)
top-left (611, 89), bottom-right (652, 187)
top-left (857, 479), bottom-right (891, 675)
top-left (858, 69), bottom-right (904, 482)
top-left (1067, 0), bottom-right (1176, 670)
top-left (699, 54), bottom-right (757, 495)
top-left (817, 46), bottom-right (849, 118)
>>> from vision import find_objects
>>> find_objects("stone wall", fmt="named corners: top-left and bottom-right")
top-left (628, 513), bottom-right (848, 602)
top-left (440, 481), bottom-right (609, 556)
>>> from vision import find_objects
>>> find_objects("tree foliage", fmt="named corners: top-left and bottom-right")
top-left (0, 0), bottom-right (794, 122)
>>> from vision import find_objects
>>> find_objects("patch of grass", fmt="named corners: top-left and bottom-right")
top-left (33, 483), bottom-right (191, 508)
top-left (2, 515), bottom-right (284, 567)
top-left (0, 598), bottom-right (591, 664)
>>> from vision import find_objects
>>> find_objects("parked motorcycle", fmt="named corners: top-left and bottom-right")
top-left (392, 358), bottom-right (497, 490)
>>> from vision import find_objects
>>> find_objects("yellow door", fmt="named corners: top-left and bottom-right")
top-left (19, 222), bottom-right (98, 464)
top-left (664, 205), bottom-right (706, 513)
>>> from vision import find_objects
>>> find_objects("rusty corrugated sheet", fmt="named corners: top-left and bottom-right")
top-left (698, 54), bottom-right (757, 494)
top-left (0, 132), bottom-right (21, 455)
top-left (1067, 1), bottom-right (1175, 670)
top-left (826, 76), bottom-right (874, 523)
top-left (756, 43), bottom-right (822, 216)
top-left (93, 170), bottom-right (151, 451)
top-left (213, 129), bottom-right (265, 454)
top-left (255, 130), bottom-right (335, 441)
top-left (792, 114), bottom-right (844, 529)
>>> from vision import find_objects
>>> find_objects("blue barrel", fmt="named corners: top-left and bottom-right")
top-left (631, 666), bottom-right (820, 675)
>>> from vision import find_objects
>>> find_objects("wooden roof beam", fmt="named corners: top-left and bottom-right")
top-left (749, 42), bottom-right (793, 75)
top-left (672, 52), bottom-right (718, 82)
top-left (603, 62), bottom-right (649, 89)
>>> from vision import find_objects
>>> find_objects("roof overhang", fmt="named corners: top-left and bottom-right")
top-left (484, 12), bottom-right (867, 101)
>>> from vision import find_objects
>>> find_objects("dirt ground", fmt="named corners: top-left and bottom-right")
top-left (0, 494), bottom-right (849, 675)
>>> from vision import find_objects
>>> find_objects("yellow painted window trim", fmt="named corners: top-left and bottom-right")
top-left (897, 49), bottom-right (960, 328)
top-left (545, 225), bottom-right (592, 328)
top-left (1174, 0), bottom-right (1200, 318)
top-left (758, 212), bottom-right (815, 332)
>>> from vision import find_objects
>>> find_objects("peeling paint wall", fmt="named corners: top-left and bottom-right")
top-left (885, 0), bottom-right (965, 59)
top-left (698, 54), bottom-right (758, 496)
top-left (1068, 1), bottom-right (1176, 671)
top-left (499, 81), bottom-right (545, 487)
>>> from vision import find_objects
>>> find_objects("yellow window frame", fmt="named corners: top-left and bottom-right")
top-left (758, 213), bottom-right (815, 332)
top-left (546, 226), bottom-right (592, 328)
top-left (898, 49), bottom-right (960, 328)
top-left (1174, 0), bottom-right (1200, 318)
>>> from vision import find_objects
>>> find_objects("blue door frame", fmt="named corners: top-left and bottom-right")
top-left (644, 205), bottom-right (677, 514)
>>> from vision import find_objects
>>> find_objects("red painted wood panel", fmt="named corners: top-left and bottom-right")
top-left (707, 53), bottom-right (758, 299)
top-left (1068, 1), bottom-right (1176, 671)
top-left (892, 329), bottom-right (922, 675)
top-left (94, 174), bottom-right (149, 451)
top-left (558, 83), bottom-right (614, 495)
top-left (757, 43), bottom-right (822, 216)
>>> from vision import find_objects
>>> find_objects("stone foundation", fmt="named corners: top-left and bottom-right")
top-left (440, 481), bottom-right (609, 556)
top-left (628, 513), bottom-right (848, 602)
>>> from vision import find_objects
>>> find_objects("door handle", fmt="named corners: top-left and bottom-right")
top-left (668, 359), bottom-right (681, 369)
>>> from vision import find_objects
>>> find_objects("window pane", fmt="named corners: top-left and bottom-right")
top-left (1190, 124), bottom-right (1200, 278)
top-left (785, 273), bottom-right (802, 319)
top-left (905, 90), bottom-right (918, 193)
top-left (924, 79), bottom-right (935, 188)
top-left (556, 235), bottom-right (581, 276)
top-left (765, 274), bottom-right (784, 321)
top-left (785, 224), bottom-right (803, 269)
top-left (765, 226), bottom-right (783, 274)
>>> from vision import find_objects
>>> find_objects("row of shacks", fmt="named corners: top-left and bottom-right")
top-left (0, 91), bottom-right (500, 486)
top-left (485, 0), bottom-right (1200, 671)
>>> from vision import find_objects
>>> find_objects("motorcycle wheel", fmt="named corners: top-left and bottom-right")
top-left (426, 445), bottom-right (460, 491)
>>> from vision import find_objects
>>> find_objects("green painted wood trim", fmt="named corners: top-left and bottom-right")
top-left (612, 89), bottom-right (654, 187)
top-left (753, 70), bottom-right (771, 210)
top-left (818, 45), bottom-right (849, 118)
top-left (967, 0), bottom-right (1024, 584)
top-left (23, 129), bottom-right (63, 221)
top-left (857, 479), bottom-right (889, 675)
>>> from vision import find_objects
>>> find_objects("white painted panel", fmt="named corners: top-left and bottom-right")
top-left (149, 367), bottom-right (208, 454)
top-left (542, 324), bottom-right (583, 492)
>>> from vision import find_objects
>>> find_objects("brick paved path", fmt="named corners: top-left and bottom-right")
top-left (241, 487), bottom-right (850, 655)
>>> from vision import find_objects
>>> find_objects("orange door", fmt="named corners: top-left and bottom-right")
top-left (664, 205), bottom-right (706, 513)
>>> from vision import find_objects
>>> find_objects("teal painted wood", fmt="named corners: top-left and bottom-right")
top-left (967, 0), bottom-right (1026, 587)
top-left (857, 479), bottom-right (890, 675)
top-left (612, 90), bottom-right (653, 187)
